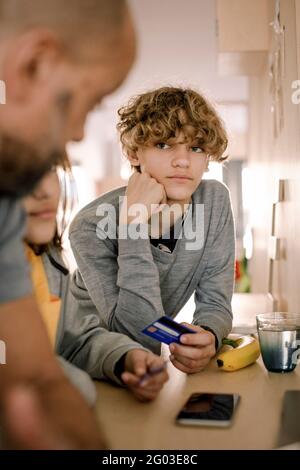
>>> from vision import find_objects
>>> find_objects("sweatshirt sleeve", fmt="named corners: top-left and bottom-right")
top-left (192, 187), bottom-right (235, 350)
top-left (57, 273), bottom-right (150, 385)
top-left (69, 223), bottom-right (165, 353)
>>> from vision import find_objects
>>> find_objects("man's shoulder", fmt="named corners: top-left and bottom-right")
top-left (0, 198), bottom-right (32, 302)
top-left (0, 197), bottom-right (25, 238)
top-left (70, 186), bottom-right (126, 234)
top-left (0, 196), bottom-right (19, 219)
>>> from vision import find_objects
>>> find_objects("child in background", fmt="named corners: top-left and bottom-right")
top-left (23, 157), bottom-right (168, 403)
top-left (69, 86), bottom-right (235, 375)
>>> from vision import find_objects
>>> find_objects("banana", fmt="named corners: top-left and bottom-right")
top-left (217, 335), bottom-right (260, 371)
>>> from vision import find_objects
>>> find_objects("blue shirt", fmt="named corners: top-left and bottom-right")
top-left (0, 198), bottom-right (32, 303)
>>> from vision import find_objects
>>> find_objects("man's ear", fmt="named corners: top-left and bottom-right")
top-left (2, 29), bottom-right (63, 103)
top-left (127, 150), bottom-right (140, 168)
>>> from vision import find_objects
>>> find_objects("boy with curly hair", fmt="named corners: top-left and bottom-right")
top-left (68, 87), bottom-right (235, 375)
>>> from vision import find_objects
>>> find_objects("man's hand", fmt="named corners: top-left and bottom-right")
top-left (169, 323), bottom-right (216, 374)
top-left (121, 349), bottom-right (169, 402)
top-left (2, 381), bottom-right (106, 450)
top-left (0, 297), bottom-right (106, 450)
top-left (120, 172), bottom-right (167, 225)
top-left (2, 386), bottom-right (71, 450)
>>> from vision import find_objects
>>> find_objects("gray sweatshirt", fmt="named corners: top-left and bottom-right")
top-left (43, 249), bottom-right (147, 385)
top-left (69, 179), bottom-right (235, 354)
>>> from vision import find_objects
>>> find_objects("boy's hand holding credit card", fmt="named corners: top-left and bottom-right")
top-left (142, 315), bottom-right (196, 344)
top-left (142, 316), bottom-right (217, 374)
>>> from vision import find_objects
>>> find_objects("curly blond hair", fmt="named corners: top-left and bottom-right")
top-left (117, 86), bottom-right (228, 162)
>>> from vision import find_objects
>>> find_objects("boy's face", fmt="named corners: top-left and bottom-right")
top-left (131, 133), bottom-right (208, 205)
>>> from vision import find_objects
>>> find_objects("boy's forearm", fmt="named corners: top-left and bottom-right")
top-left (193, 310), bottom-right (233, 351)
top-left (193, 189), bottom-right (235, 349)
top-left (112, 236), bottom-right (164, 349)
top-left (70, 226), bottom-right (164, 350)
top-left (58, 282), bottom-right (151, 383)
top-left (60, 322), bottom-right (149, 385)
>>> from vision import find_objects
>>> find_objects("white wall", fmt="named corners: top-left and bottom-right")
top-left (247, 0), bottom-right (300, 314)
top-left (111, 0), bottom-right (248, 106)
top-left (69, 0), bottom-right (249, 200)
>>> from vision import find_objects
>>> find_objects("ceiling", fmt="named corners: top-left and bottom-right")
top-left (69, 0), bottom-right (249, 184)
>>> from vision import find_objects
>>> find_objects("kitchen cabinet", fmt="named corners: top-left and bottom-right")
top-left (217, 0), bottom-right (270, 75)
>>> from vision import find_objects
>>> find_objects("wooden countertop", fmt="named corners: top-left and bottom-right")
top-left (94, 294), bottom-right (300, 450)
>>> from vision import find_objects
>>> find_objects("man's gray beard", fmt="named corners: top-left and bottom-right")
top-left (0, 134), bottom-right (63, 198)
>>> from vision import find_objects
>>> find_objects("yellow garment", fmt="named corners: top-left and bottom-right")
top-left (26, 247), bottom-right (61, 349)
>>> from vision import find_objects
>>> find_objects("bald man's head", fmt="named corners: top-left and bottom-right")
top-left (0, 0), bottom-right (128, 61)
top-left (0, 0), bottom-right (136, 196)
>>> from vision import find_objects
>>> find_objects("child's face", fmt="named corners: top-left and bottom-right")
top-left (130, 133), bottom-right (208, 205)
top-left (23, 169), bottom-right (60, 246)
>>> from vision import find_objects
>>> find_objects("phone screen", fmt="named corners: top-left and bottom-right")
top-left (176, 393), bottom-right (240, 427)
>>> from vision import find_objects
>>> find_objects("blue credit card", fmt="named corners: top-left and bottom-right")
top-left (142, 316), bottom-right (195, 345)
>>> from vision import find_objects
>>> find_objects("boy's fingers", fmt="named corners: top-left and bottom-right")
top-left (124, 352), bottom-right (168, 395)
top-left (146, 370), bottom-right (169, 386)
top-left (125, 367), bottom-right (168, 392)
top-left (180, 331), bottom-right (214, 347)
top-left (170, 358), bottom-right (194, 374)
top-left (131, 354), bottom-right (148, 377)
top-left (171, 354), bottom-right (198, 369)
top-left (175, 354), bottom-right (208, 369)
top-left (121, 372), bottom-right (140, 386)
top-left (137, 382), bottom-right (164, 393)
top-left (170, 343), bottom-right (202, 359)
top-left (170, 342), bottom-right (214, 360)
top-left (179, 323), bottom-right (215, 346)
top-left (146, 353), bottom-right (158, 368)
top-left (180, 322), bottom-right (200, 331)
top-left (170, 357), bottom-right (206, 374)
top-left (147, 353), bottom-right (165, 370)
top-left (138, 368), bottom-right (168, 388)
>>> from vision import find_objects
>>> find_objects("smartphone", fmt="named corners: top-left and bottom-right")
top-left (176, 392), bottom-right (240, 427)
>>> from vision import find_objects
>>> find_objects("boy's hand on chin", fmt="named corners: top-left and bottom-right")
top-left (120, 172), bottom-right (167, 225)
top-left (169, 323), bottom-right (216, 374)
top-left (121, 349), bottom-right (169, 402)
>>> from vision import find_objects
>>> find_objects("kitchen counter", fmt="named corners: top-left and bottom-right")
top-left (94, 294), bottom-right (300, 449)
